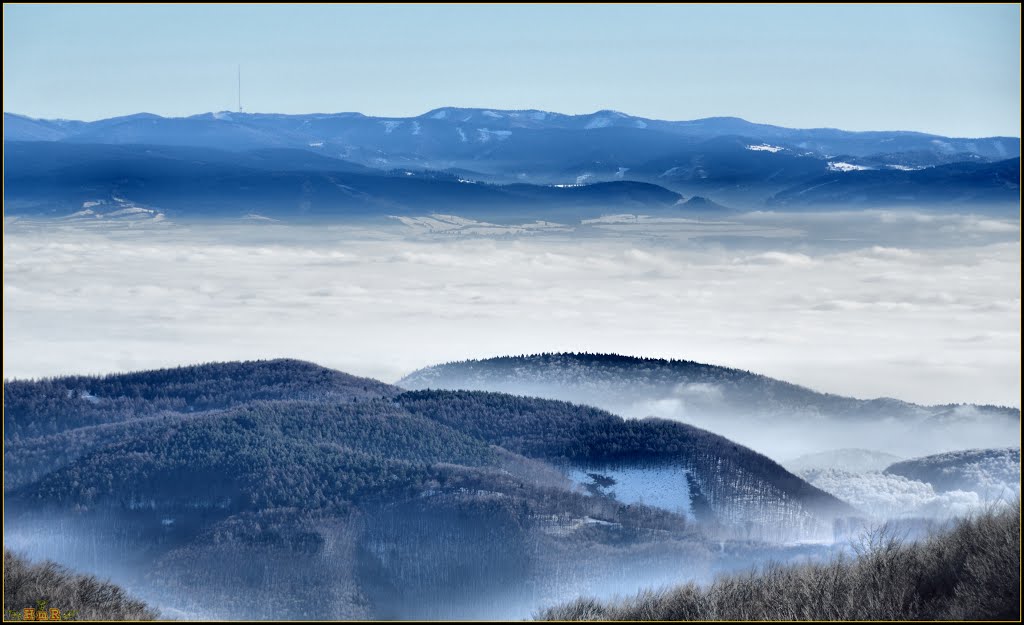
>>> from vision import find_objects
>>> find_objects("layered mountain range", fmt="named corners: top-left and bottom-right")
top-left (4, 108), bottom-right (1019, 217)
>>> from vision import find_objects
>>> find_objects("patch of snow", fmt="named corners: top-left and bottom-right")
top-left (886, 164), bottom-right (920, 171)
top-left (482, 110), bottom-right (502, 118)
top-left (575, 173), bottom-right (593, 184)
top-left (634, 120), bottom-right (647, 129)
top-left (392, 216), bottom-right (423, 228)
top-left (456, 127), bottom-right (467, 143)
top-left (567, 465), bottom-right (694, 519)
top-left (380, 120), bottom-right (402, 134)
top-left (585, 116), bottom-right (612, 129)
top-left (308, 141), bottom-right (324, 148)
top-left (615, 167), bottom-right (629, 179)
top-left (242, 213), bottom-right (280, 222)
top-left (746, 144), bottom-right (784, 153)
top-left (64, 209), bottom-right (97, 219)
top-left (106, 207), bottom-right (155, 218)
top-left (411, 121), bottom-right (421, 135)
top-left (582, 214), bottom-right (641, 224)
top-left (477, 128), bottom-right (512, 143)
top-left (431, 109), bottom-right (448, 119)
top-left (828, 161), bottom-right (871, 172)
top-left (81, 200), bottom-right (103, 209)
top-left (390, 214), bottom-right (572, 237)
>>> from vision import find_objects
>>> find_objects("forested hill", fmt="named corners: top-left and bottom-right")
top-left (3, 358), bottom-right (398, 441)
top-left (399, 353), bottom-right (1019, 422)
top-left (4, 358), bottom-right (853, 619)
top-left (885, 447), bottom-right (1021, 496)
top-left (5, 359), bottom-right (847, 521)
top-left (398, 390), bottom-right (845, 518)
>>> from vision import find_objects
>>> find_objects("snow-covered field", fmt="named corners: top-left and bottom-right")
top-left (828, 161), bottom-right (872, 172)
top-left (567, 465), bottom-right (693, 519)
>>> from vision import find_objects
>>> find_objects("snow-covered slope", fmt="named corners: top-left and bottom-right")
top-left (567, 465), bottom-right (693, 519)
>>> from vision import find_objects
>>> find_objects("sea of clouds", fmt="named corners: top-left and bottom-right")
top-left (3, 210), bottom-right (1020, 408)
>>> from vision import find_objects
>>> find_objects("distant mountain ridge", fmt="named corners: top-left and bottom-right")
top-left (784, 448), bottom-right (905, 474)
top-left (4, 108), bottom-right (1019, 212)
top-left (399, 353), bottom-right (1019, 421)
top-left (2, 141), bottom-right (683, 219)
top-left (6, 108), bottom-right (1017, 160)
top-left (399, 353), bottom-right (1021, 459)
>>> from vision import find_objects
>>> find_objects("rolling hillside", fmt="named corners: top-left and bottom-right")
top-left (399, 353), bottom-right (1021, 459)
top-left (4, 359), bottom-right (850, 619)
top-left (885, 448), bottom-right (1021, 497)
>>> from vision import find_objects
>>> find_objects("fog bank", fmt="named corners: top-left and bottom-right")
top-left (3, 210), bottom-right (1019, 406)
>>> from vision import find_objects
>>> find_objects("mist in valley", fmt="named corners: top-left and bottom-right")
top-left (3, 505), bottom-right (846, 620)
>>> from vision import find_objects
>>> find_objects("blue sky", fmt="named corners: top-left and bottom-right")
top-left (3, 4), bottom-right (1019, 136)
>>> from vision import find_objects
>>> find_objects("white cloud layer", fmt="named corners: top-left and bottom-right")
top-left (3, 211), bottom-right (1020, 407)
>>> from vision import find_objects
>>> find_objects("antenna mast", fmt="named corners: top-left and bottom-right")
top-left (237, 65), bottom-right (242, 113)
